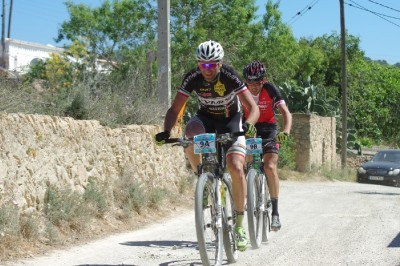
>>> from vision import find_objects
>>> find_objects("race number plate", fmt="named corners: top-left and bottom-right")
top-left (194, 133), bottom-right (216, 154)
top-left (246, 138), bottom-right (263, 154)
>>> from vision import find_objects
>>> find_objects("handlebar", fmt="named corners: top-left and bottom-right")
top-left (163, 131), bottom-right (245, 148)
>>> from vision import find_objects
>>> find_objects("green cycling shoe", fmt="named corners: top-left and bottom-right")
top-left (234, 226), bottom-right (248, 251)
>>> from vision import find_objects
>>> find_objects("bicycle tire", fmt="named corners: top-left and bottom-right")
top-left (221, 173), bottom-right (238, 263)
top-left (262, 173), bottom-right (271, 242)
top-left (246, 169), bottom-right (263, 248)
top-left (195, 172), bottom-right (224, 266)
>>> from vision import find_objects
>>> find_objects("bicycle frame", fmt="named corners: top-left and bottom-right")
top-left (165, 132), bottom-right (243, 265)
top-left (245, 137), bottom-right (274, 248)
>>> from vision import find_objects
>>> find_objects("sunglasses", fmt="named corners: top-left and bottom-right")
top-left (246, 80), bottom-right (263, 86)
top-left (199, 63), bottom-right (218, 70)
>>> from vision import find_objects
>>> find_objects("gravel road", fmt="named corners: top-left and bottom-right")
top-left (7, 180), bottom-right (400, 266)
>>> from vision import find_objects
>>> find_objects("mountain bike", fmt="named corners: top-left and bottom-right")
top-left (165, 132), bottom-right (244, 266)
top-left (245, 137), bottom-right (273, 249)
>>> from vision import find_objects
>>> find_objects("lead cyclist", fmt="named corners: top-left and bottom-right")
top-left (155, 40), bottom-right (260, 251)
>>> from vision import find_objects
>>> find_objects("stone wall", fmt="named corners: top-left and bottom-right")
top-left (0, 112), bottom-right (336, 213)
top-left (0, 113), bottom-right (191, 213)
top-left (278, 113), bottom-right (337, 172)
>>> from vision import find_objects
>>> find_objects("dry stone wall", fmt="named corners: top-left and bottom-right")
top-left (0, 112), bottom-right (337, 213)
top-left (0, 113), bottom-right (190, 213)
top-left (278, 113), bottom-right (337, 172)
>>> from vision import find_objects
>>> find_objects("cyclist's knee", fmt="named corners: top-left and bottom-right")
top-left (227, 154), bottom-right (245, 174)
top-left (264, 162), bottom-right (277, 173)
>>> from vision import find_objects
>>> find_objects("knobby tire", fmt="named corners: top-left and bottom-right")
top-left (262, 173), bottom-right (271, 242)
top-left (195, 173), bottom-right (223, 266)
top-left (222, 173), bottom-right (238, 263)
top-left (246, 169), bottom-right (263, 248)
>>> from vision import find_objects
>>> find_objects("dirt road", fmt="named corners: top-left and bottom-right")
top-left (7, 180), bottom-right (400, 266)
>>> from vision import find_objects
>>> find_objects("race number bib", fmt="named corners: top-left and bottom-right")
top-left (246, 138), bottom-right (262, 154)
top-left (194, 133), bottom-right (216, 154)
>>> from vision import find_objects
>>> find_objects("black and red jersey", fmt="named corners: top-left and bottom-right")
top-left (178, 64), bottom-right (247, 118)
top-left (243, 82), bottom-right (286, 126)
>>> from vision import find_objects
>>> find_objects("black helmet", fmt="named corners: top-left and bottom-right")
top-left (243, 61), bottom-right (266, 81)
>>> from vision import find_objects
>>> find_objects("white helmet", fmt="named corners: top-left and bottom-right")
top-left (196, 40), bottom-right (224, 61)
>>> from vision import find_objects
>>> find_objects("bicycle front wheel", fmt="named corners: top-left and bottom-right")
top-left (195, 172), bottom-right (223, 266)
top-left (246, 169), bottom-right (263, 248)
top-left (222, 173), bottom-right (238, 263)
top-left (262, 173), bottom-right (272, 242)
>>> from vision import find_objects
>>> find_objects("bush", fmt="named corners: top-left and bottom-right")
top-left (278, 137), bottom-right (296, 170)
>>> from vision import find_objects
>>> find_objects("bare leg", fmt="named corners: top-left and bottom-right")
top-left (263, 153), bottom-right (279, 199)
top-left (184, 117), bottom-right (205, 174)
top-left (226, 154), bottom-right (247, 213)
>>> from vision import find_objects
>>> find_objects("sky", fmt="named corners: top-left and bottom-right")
top-left (7, 0), bottom-right (400, 65)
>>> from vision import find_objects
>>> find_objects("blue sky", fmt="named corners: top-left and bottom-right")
top-left (8, 0), bottom-right (400, 64)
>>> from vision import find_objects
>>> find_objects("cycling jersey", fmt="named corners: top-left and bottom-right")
top-left (178, 64), bottom-right (247, 118)
top-left (243, 82), bottom-right (286, 127)
top-left (243, 82), bottom-right (285, 154)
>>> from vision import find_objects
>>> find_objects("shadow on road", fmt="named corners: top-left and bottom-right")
top-left (75, 264), bottom-right (138, 266)
top-left (388, 232), bottom-right (400, 248)
top-left (354, 191), bottom-right (400, 196)
top-left (159, 259), bottom-right (202, 266)
top-left (120, 240), bottom-right (198, 249)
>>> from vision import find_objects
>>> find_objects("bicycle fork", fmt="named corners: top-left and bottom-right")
top-left (214, 178), bottom-right (223, 229)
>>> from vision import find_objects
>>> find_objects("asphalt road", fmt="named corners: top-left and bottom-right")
top-left (7, 180), bottom-right (400, 266)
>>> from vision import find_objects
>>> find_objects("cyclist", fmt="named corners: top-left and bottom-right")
top-left (242, 60), bottom-right (292, 231)
top-left (155, 40), bottom-right (260, 251)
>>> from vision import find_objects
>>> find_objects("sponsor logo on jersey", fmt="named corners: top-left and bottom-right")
top-left (201, 92), bottom-right (212, 97)
top-left (198, 91), bottom-right (235, 106)
top-left (214, 80), bottom-right (226, 96)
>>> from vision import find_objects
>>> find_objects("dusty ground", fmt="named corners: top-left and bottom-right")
top-left (7, 180), bottom-right (400, 266)
top-left (1, 158), bottom-right (366, 264)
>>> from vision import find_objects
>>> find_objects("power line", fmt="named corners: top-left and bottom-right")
top-left (348, 0), bottom-right (400, 20)
top-left (286, 0), bottom-right (320, 25)
top-left (346, 0), bottom-right (400, 28)
top-left (367, 0), bottom-right (400, 13)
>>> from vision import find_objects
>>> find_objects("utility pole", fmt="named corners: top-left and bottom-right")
top-left (7, 0), bottom-right (12, 38)
top-left (339, 0), bottom-right (348, 168)
top-left (157, 0), bottom-right (171, 109)
top-left (1, 0), bottom-right (5, 68)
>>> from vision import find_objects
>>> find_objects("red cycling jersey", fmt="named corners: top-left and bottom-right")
top-left (243, 82), bottom-right (286, 126)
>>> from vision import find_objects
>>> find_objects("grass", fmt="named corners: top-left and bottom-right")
top-left (0, 173), bottom-right (194, 263)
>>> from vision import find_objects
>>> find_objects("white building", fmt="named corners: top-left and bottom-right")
top-left (1, 38), bottom-right (64, 75)
top-left (0, 38), bottom-right (111, 76)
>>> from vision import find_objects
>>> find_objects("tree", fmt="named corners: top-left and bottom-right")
top-left (56, 0), bottom-right (157, 69)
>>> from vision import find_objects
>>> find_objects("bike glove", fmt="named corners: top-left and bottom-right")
top-left (155, 130), bottom-right (170, 146)
top-left (242, 122), bottom-right (257, 138)
top-left (276, 132), bottom-right (289, 143)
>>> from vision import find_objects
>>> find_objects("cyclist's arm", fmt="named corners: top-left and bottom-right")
top-left (238, 89), bottom-right (260, 125)
top-left (277, 103), bottom-right (292, 134)
top-left (163, 93), bottom-right (188, 132)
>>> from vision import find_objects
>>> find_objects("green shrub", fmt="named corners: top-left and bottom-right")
top-left (83, 178), bottom-right (108, 217)
top-left (278, 137), bottom-right (296, 170)
top-left (44, 185), bottom-right (91, 232)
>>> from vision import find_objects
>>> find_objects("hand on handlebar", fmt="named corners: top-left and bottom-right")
top-left (242, 122), bottom-right (257, 138)
top-left (275, 132), bottom-right (289, 143)
top-left (154, 130), bottom-right (170, 146)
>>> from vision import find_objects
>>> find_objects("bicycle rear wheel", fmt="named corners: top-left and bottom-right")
top-left (262, 174), bottom-right (271, 242)
top-left (195, 172), bottom-right (223, 266)
top-left (246, 169), bottom-right (263, 248)
top-left (222, 173), bottom-right (238, 263)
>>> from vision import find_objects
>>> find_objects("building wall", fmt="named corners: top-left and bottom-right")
top-left (1, 38), bottom-right (64, 74)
